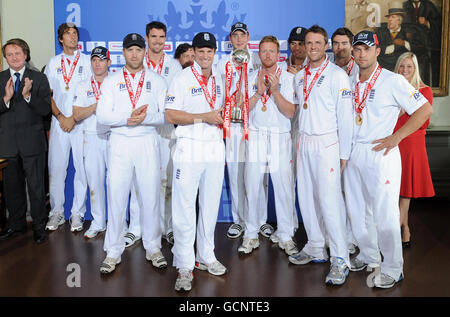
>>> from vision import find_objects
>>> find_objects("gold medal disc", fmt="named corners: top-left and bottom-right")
top-left (356, 115), bottom-right (363, 125)
top-left (303, 103), bottom-right (308, 110)
top-left (65, 85), bottom-right (70, 91)
top-left (262, 105), bottom-right (267, 112)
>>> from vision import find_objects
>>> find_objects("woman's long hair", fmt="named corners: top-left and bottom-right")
top-left (394, 52), bottom-right (423, 89)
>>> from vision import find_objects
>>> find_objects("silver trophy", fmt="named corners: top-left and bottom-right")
top-left (230, 49), bottom-right (250, 123)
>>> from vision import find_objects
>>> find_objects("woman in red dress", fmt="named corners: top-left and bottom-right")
top-left (394, 52), bottom-right (435, 248)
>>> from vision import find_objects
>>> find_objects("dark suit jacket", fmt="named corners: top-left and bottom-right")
top-left (0, 67), bottom-right (51, 158)
top-left (403, 0), bottom-right (441, 49)
top-left (376, 25), bottom-right (411, 71)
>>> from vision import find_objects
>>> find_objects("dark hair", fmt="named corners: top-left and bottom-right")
top-left (146, 21), bottom-right (167, 37)
top-left (2, 38), bottom-right (31, 62)
top-left (331, 27), bottom-right (354, 44)
top-left (57, 23), bottom-right (79, 47)
top-left (174, 43), bottom-right (193, 59)
top-left (305, 24), bottom-right (329, 44)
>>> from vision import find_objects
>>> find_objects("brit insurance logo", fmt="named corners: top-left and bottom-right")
top-left (190, 86), bottom-right (203, 96)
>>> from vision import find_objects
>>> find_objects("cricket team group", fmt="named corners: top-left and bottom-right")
top-left (0, 19), bottom-right (433, 292)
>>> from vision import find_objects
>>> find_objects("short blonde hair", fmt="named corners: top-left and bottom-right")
top-left (259, 35), bottom-right (280, 52)
top-left (394, 52), bottom-right (422, 89)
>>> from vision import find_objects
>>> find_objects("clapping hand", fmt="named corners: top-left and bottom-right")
top-left (127, 104), bottom-right (148, 126)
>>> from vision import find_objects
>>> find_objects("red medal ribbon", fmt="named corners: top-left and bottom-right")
top-left (90, 76), bottom-right (101, 102)
top-left (303, 58), bottom-right (329, 105)
top-left (223, 61), bottom-right (233, 138)
top-left (354, 64), bottom-right (382, 115)
top-left (61, 51), bottom-right (80, 88)
top-left (346, 56), bottom-right (355, 76)
top-left (123, 67), bottom-right (146, 110)
top-left (146, 53), bottom-right (165, 75)
top-left (260, 67), bottom-right (282, 106)
top-left (242, 63), bottom-right (249, 140)
top-left (191, 65), bottom-right (217, 110)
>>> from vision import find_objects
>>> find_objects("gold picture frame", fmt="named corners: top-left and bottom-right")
top-left (345, 0), bottom-right (449, 96)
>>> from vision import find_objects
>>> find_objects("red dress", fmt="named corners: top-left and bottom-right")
top-left (394, 86), bottom-right (435, 198)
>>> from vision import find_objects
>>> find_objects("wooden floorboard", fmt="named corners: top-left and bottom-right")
top-left (0, 197), bottom-right (449, 297)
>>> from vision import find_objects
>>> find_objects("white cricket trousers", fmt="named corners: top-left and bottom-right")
top-left (343, 142), bottom-right (403, 281)
top-left (127, 130), bottom-right (175, 237)
top-left (83, 132), bottom-right (108, 231)
top-left (171, 138), bottom-right (225, 270)
top-left (48, 118), bottom-right (87, 218)
top-left (103, 133), bottom-right (161, 259)
top-left (245, 130), bottom-right (296, 243)
top-left (226, 123), bottom-right (268, 226)
top-left (297, 132), bottom-right (349, 266)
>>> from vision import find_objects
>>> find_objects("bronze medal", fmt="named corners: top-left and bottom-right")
top-left (303, 102), bottom-right (308, 110)
top-left (356, 115), bottom-right (363, 125)
top-left (65, 85), bottom-right (70, 91)
top-left (262, 105), bottom-right (267, 112)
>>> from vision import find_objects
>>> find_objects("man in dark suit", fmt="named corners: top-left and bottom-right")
top-left (0, 38), bottom-right (51, 243)
top-left (376, 5), bottom-right (411, 71)
top-left (403, 0), bottom-right (441, 86)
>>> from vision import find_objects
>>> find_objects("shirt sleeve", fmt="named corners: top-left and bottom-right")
top-left (43, 61), bottom-right (55, 91)
top-left (143, 78), bottom-right (167, 126)
top-left (164, 76), bottom-right (184, 111)
top-left (392, 74), bottom-right (428, 115)
top-left (73, 82), bottom-right (87, 108)
top-left (333, 69), bottom-right (354, 160)
top-left (96, 77), bottom-right (131, 126)
top-left (281, 73), bottom-right (295, 104)
top-left (293, 71), bottom-right (303, 105)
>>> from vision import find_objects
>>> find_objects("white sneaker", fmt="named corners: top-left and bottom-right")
top-left (45, 213), bottom-right (65, 231)
top-left (175, 269), bottom-right (194, 292)
top-left (124, 232), bottom-right (141, 248)
top-left (195, 260), bottom-right (227, 276)
top-left (269, 233), bottom-right (279, 244)
top-left (227, 223), bottom-right (244, 239)
top-left (100, 256), bottom-right (121, 274)
top-left (165, 231), bottom-right (174, 245)
top-left (146, 250), bottom-right (168, 269)
top-left (84, 227), bottom-right (106, 239)
top-left (238, 238), bottom-right (259, 254)
top-left (279, 239), bottom-right (299, 256)
top-left (70, 214), bottom-right (83, 232)
top-left (259, 223), bottom-right (274, 238)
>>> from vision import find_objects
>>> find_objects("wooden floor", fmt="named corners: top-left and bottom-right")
top-left (0, 197), bottom-right (449, 297)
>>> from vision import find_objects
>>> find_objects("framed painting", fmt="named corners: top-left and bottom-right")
top-left (345, 0), bottom-right (449, 96)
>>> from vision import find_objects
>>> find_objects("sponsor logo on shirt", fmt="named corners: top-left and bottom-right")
top-left (117, 82), bottom-right (127, 91)
top-left (146, 81), bottom-right (151, 91)
top-left (176, 168), bottom-right (181, 179)
top-left (340, 88), bottom-right (352, 99)
top-left (252, 84), bottom-right (258, 92)
top-left (78, 66), bottom-right (83, 74)
top-left (87, 90), bottom-right (95, 98)
top-left (190, 86), bottom-right (203, 96)
top-left (166, 94), bottom-right (175, 103)
top-left (73, 95), bottom-right (77, 102)
top-left (216, 85), bottom-right (221, 96)
top-left (412, 90), bottom-right (421, 100)
top-left (164, 67), bottom-right (169, 76)
top-left (56, 67), bottom-right (62, 74)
